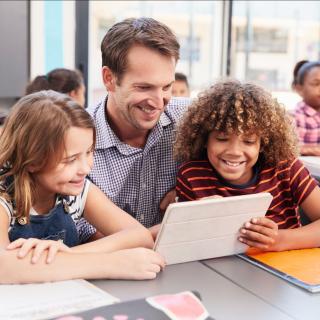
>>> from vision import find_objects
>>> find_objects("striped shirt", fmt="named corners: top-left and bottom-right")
top-left (293, 101), bottom-right (320, 144)
top-left (86, 96), bottom-right (190, 228)
top-left (176, 158), bottom-right (318, 229)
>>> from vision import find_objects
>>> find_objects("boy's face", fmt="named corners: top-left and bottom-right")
top-left (172, 80), bottom-right (190, 97)
top-left (33, 127), bottom-right (94, 200)
top-left (296, 66), bottom-right (320, 111)
top-left (104, 45), bottom-right (176, 134)
top-left (207, 131), bottom-right (261, 185)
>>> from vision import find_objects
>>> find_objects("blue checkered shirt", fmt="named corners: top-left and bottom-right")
top-left (83, 96), bottom-right (190, 232)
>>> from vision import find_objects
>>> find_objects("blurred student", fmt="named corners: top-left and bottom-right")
top-left (0, 91), bottom-right (164, 284)
top-left (172, 72), bottom-right (190, 97)
top-left (175, 80), bottom-right (320, 252)
top-left (291, 60), bottom-right (320, 156)
top-left (25, 68), bottom-right (86, 107)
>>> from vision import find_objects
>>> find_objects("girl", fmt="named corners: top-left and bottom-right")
top-left (174, 80), bottom-right (320, 252)
top-left (25, 68), bottom-right (86, 107)
top-left (0, 90), bottom-right (164, 284)
top-left (291, 60), bottom-right (320, 156)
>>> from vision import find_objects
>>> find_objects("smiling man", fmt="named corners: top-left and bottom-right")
top-left (86, 18), bottom-right (190, 235)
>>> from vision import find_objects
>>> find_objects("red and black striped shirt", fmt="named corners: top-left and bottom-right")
top-left (176, 158), bottom-right (318, 229)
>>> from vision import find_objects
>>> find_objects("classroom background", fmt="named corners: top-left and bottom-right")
top-left (1, 0), bottom-right (320, 114)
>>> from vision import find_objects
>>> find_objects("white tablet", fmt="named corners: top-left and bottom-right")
top-left (154, 193), bottom-right (273, 265)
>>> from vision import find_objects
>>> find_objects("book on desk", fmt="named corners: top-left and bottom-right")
top-left (238, 248), bottom-right (320, 293)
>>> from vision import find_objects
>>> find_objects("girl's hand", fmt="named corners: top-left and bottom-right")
top-left (108, 247), bottom-right (165, 280)
top-left (6, 238), bottom-right (71, 264)
top-left (238, 217), bottom-right (281, 251)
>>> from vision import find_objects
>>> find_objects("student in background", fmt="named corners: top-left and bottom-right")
top-left (25, 68), bottom-right (86, 107)
top-left (291, 60), bottom-right (320, 156)
top-left (0, 91), bottom-right (164, 284)
top-left (172, 72), bottom-right (190, 97)
top-left (175, 80), bottom-right (320, 252)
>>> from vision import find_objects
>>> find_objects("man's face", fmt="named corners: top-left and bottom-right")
top-left (172, 80), bottom-right (190, 97)
top-left (107, 45), bottom-right (176, 134)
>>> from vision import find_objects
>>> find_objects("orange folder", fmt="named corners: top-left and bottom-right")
top-left (238, 248), bottom-right (320, 292)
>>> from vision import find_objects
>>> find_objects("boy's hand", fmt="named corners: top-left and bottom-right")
top-left (6, 238), bottom-right (71, 264)
top-left (160, 189), bottom-right (176, 214)
top-left (238, 217), bottom-right (281, 251)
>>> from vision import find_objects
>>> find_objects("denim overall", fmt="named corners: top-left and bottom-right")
top-left (9, 198), bottom-right (80, 247)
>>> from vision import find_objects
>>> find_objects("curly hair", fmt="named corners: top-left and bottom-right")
top-left (174, 80), bottom-right (299, 167)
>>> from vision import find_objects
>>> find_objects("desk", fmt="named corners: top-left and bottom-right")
top-left (92, 261), bottom-right (292, 320)
top-left (203, 256), bottom-right (320, 320)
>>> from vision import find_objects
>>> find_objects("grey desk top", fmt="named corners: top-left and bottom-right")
top-left (92, 261), bottom-right (292, 320)
top-left (203, 256), bottom-right (320, 320)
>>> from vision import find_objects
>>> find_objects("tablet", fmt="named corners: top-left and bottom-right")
top-left (154, 193), bottom-right (273, 265)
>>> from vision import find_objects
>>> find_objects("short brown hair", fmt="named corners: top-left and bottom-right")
top-left (174, 80), bottom-right (299, 167)
top-left (101, 17), bottom-right (180, 81)
top-left (0, 90), bottom-right (95, 221)
top-left (25, 68), bottom-right (84, 95)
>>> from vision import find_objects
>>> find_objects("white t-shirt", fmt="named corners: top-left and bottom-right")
top-left (0, 179), bottom-right (91, 237)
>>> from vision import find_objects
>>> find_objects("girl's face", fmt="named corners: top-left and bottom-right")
top-left (207, 131), bottom-right (261, 185)
top-left (69, 84), bottom-right (86, 108)
top-left (33, 126), bottom-right (94, 199)
top-left (296, 66), bottom-right (320, 111)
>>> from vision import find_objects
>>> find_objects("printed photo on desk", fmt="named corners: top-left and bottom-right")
top-left (52, 291), bottom-right (215, 320)
top-left (238, 248), bottom-right (320, 293)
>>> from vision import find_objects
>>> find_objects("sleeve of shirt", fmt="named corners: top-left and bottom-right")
top-left (176, 164), bottom-right (196, 202)
top-left (289, 158), bottom-right (318, 205)
top-left (0, 195), bottom-right (13, 224)
top-left (75, 179), bottom-right (97, 243)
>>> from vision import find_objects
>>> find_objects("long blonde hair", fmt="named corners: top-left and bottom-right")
top-left (0, 90), bottom-right (95, 221)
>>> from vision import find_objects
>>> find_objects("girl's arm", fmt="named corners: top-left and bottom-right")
top-left (72, 183), bottom-right (154, 253)
top-left (300, 144), bottom-right (320, 156)
top-left (0, 207), bottom-right (164, 284)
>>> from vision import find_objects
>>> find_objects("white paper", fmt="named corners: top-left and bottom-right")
top-left (300, 156), bottom-right (320, 177)
top-left (0, 279), bottom-right (119, 320)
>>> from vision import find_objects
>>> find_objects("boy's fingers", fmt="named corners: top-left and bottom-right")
top-left (240, 228), bottom-right (275, 245)
top-left (251, 217), bottom-right (277, 229)
top-left (239, 237), bottom-right (269, 250)
top-left (242, 222), bottom-right (278, 238)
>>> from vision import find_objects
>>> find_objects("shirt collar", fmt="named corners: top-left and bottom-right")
top-left (297, 101), bottom-right (319, 117)
top-left (94, 95), bottom-right (173, 150)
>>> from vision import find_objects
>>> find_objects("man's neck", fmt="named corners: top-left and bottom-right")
top-left (105, 97), bottom-right (149, 149)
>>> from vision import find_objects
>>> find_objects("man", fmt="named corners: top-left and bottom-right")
top-left (87, 17), bottom-right (190, 235)
top-left (172, 72), bottom-right (190, 97)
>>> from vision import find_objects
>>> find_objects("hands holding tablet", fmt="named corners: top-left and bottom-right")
top-left (239, 217), bottom-right (281, 251)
